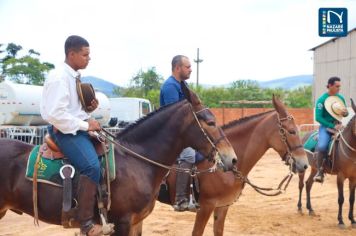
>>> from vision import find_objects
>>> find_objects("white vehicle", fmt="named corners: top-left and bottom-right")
top-left (0, 80), bottom-right (111, 126)
top-left (108, 97), bottom-right (153, 127)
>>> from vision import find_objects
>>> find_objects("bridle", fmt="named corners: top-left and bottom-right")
top-left (96, 103), bottom-right (228, 174)
top-left (191, 105), bottom-right (227, 165)
top-left (277, 114), bottom-right (303, 168)
top-left (231, 112), bottom-right (301, 197)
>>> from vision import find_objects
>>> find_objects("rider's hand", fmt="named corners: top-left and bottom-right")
top-left (334, 124), bottom-right (343, 131)
top-left (342, 110), bottom-right (349, 117)
top-left (88, 119), bottom-right (101, 131)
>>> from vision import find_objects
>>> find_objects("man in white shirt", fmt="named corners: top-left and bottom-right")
top-left (40, 35), bottom-right (112, 236)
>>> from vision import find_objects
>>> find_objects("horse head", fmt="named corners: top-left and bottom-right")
top-left (271, 94), bottom-right (308, 173)
top-left (181, 82), bottom-right (237, 171)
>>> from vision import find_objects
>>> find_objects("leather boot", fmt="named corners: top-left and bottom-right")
top-left (77, 175), bottom-right (105, 236)
top-left (173, 161), bottom-right (193, 212)
top-left (314, 151), bottom-right (326, 183)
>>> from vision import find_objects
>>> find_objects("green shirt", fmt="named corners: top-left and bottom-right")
top-left (315, 93), bottom-right (346, 128)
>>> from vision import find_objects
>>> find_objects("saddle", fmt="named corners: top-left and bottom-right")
top-left (41, 133), bottom-right (107, 159)
top-left (303, 130), bottom-right (337, 156)
top-left (31, 133), bottom-right (113, 228)
top-left (303, 129), bottom-right (339, 171)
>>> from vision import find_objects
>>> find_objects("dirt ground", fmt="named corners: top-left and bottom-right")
top-left (1, 149), bottom-right (355, 236)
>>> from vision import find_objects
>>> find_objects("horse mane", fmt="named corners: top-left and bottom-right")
top-left (221, 110), bottom-right (275, 130)
top-left (344, 114), bottom-right (355, 131)
top-left (116, 100), bottom-right (187, 141)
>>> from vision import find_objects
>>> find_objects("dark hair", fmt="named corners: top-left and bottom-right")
top-left (64, 35), bottom-right (89, 56)
top-left (327, 76), bottom-right (341, 88)
top-left (171, 55), bottom-right (187, 71)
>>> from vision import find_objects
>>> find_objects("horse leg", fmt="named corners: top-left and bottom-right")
top-left (111, 217), bottom-right (133, 236)
top-left (348, 179), bottom-right (356, 228)
top-left (0, 210), bottom-right (6, 219)
top-left (192, 203), bottom-right (215, 236)
top-left (0, 198), bottom-right (8, 220)
top-left (213, 206), bottom-right (229, 236)
top-left (306, 168), bottom-right (317, 216)
top-left (297, 172), bottom-right (305, 214)
top-left (337, 174), bottom-right (345, 228)
top-left (132, 220), bottom-right (143, 236)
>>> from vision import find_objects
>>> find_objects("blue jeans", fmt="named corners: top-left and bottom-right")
top-left (48, 126), bottom-right (101, 184)
top-left (178, 147), bottom-right (196, 164)
top-left (317, 125), bottom-right (332, 153)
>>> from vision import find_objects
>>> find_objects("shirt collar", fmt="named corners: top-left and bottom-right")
top-left (170, 75), bottom-right (181, 84)
top-left (63, 62), bottom-right (81, 79)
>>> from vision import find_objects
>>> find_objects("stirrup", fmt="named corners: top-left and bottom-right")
top-left (313, 172), bottom-right (324, 183)
top-left (173, 199), bottom-right (189, 212)
top-left (187, 184), bottom-right (199, 212)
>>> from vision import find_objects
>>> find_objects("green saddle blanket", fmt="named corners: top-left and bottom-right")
top-left (303, 130), bottom-right (334, 154)
top-left (26, 143), bottom-right (116, 187)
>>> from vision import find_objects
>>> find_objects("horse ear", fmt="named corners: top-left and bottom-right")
top-left (272, 94), bottom-right (288, 117)
top-left (272, 94), bottom-right (277, 108)
top-left (181, 82), bottom-right (192, 103)
top-left (351, 98), bottom-right (356, 113)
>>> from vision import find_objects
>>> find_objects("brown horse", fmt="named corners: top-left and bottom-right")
top-left (0, 86), bottom-right (238, 236)
top-left (298, 99), bottom-right (356, 228)
top-left (158, 95), bottom-right (309, 236)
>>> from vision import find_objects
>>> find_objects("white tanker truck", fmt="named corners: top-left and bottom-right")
top-left (0, 80), bottom-right (111, 126)
top-left (0, 80), bottom-right (153, 144)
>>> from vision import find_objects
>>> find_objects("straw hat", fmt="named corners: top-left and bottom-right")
top-left (324, 96), bottom-right (348, 121)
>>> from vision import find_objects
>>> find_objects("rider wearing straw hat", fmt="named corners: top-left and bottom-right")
top-left (314, 77), bottom-right (348, 183)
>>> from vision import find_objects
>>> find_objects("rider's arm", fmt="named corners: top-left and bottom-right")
top-left (161, 83), bottom-right (180, 105)
top-left (315, 100), bottom-right (335, 129)
top-left (40, 79), bottom-right (89, 134)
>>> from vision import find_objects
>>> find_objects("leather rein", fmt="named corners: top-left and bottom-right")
top-left (231, 113), bottom-right (299, 197)
top-left (336, 129), bottom-right (356, 165)
top-left (96, 104), bottom-right (226, 175)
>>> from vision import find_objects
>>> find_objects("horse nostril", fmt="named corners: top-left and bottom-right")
top-left (232, 158), bottom-right (237, 165)
top-left (304, 164), bottom-right (308, 170)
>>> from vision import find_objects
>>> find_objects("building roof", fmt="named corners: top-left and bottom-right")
top-left (310, 27), bottom-right (356, 51)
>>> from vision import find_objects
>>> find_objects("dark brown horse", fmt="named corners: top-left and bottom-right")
top-left (0, 86), bottom-right (238, 236)
top-left (298, 99), bottom-right (356, 229)
top-left (158, 95), bottom-right (309, 236)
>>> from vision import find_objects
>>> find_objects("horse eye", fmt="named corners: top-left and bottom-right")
top-left (288, 130), bottom-right (297, 135)
top-left (207, 120), bottom-right (216, 127)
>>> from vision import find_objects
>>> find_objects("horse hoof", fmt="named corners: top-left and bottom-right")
top-left (297, 209), bottom-right (303, 215)
top-left (309, 211), bottom-right (316, 216)
top-left (352, 223), bottom-right (356, 229)
top-left (338, 223), bottom-right (346, 229)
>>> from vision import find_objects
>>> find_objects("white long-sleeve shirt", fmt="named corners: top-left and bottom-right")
top-left (40, 63), bottom-right (89, 134)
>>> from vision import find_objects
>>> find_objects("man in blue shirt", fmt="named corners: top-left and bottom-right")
top-left (160, 55), bottom-right (195, 211)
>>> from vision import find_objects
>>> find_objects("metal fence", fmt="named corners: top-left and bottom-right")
top-left (298, 123), bottom-right (319, 138)
top-left (1, 123), bottom-right (320, 146)
top-left (0, 126), bottom-right (123, 145)
top-left (0, 126), bottom-right (48, 145)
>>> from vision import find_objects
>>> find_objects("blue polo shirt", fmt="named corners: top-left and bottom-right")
top-left (160, 76), bottom-right (187, 106)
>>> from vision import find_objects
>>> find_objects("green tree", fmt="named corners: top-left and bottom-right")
top-left (0, 43), bottom-right (54, 85)
top-left (130, 67), bottom-right (163, 96)
top-left (113, 67), bottom-right (164, 108)
top-left (285, 86), bottom-right (312, 108)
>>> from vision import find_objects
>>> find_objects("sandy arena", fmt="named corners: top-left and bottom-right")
top-left (0, 150), bottom-right (355, 236)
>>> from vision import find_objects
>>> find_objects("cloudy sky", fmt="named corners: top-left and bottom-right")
top-left (1, 0), bottom-right (355, 86)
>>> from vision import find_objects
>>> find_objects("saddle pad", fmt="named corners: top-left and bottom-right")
top-left (303, 131), bottom-right (335, 155)
top-left (303, 131), bottom-right (318, 152)
top-left (26, 143), bottom-right (116, 187)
